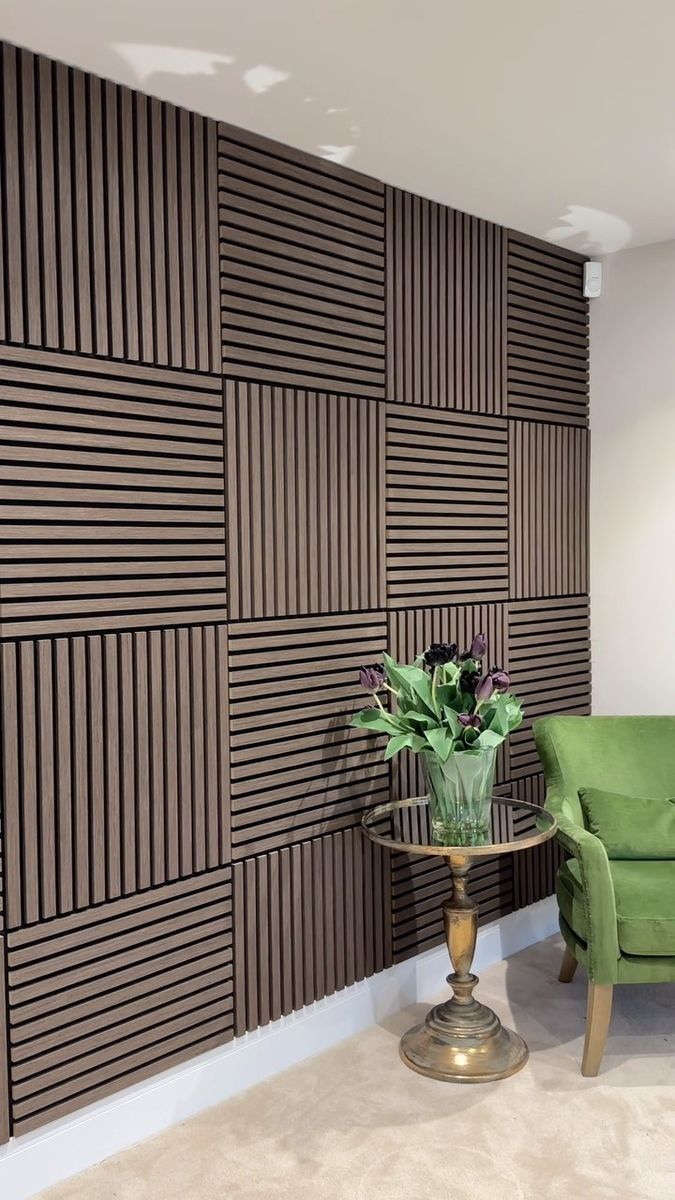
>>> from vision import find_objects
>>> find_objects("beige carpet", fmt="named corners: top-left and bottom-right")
top-left (38, 936), bottom-right (675, 1200)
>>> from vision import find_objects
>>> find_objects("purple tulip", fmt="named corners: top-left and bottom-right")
top-left (470, 632), bottom-right (487, 659)
top-left (491, 669), bottom-right (510, 693)
top-left (475, 673), bottom-right (494, 703)
top-left (359, 664), bottom-right (384, 691)
top-left (458, 713), bottom-right (482, 729)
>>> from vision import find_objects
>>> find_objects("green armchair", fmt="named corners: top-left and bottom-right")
top-left (534, 715), bottom-right (675, 1076)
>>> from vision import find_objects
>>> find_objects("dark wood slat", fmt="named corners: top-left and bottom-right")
top-left (0, 45), bottom-right (219, 369)
top-left (220, 125), bottom-right (385, 397)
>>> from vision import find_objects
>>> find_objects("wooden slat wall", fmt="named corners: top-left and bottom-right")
top-left (0, 35), bottom-right (590, 1144)
top-left (0, 949), bottom-right (8, 1143)
top-left (0, 346), bottom-right (226, 638)
top-left (219, 124), bottom-right (385, 397)
top-left (386, 406), bottom-right (509, 607)
top-left (506, 232), bottom-right (589, 424)
top-left (6, 869), bottom-right (233, 1135)
top-left (0, 44), bottom-right (220, 370)
top-left (508, 598), bottom-right (592, 779)
top-left (233, 829), bottom-right (391, 1034)
top-left (0, 627), bottom-right (230, 929)
top-left (387, 189), bottom-right (505, 412)
top-left (228, 613), bottom-right (389, 857)
top-left (509, 419), bottom-right (589, 598)
top-left (224, 382), bottom-right (385, 619)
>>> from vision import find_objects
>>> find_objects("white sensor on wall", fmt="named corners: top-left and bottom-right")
top-left (583, 260), bottom-right (602, 298)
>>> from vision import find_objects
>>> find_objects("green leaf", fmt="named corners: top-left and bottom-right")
top-left (424, 726), bottom-right (454, 763)
top-left (440, 661), bottom-right (461, 686)
top-left (477, 728), bottom-right (504, 749)
top-left (402, 710), bottom-right (437, 728)
top-left (504, 699), bottom-right (523, 731)
top-left (350, 709), bottom-right (404, 735)
top-left (398, 666), bottom-right (436, 714)
top-left (435, 683), bottom-right (458, 708)
top-left (383, 732), bottom-right (425, 760)
top-left (382, 653), bottom-right (415, 700)
top-left (442, 707), bottom-right (462, 737)
top-left (486, 700), bottom-right (510, 737)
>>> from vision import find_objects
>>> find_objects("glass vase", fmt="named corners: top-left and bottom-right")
top-left (421, 747), bottom-right (497, 847)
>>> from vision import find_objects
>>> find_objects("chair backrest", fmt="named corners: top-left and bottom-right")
top-left (534, 715), bottom-right (675, 825)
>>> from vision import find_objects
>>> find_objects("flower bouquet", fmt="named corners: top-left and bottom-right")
top-left (351, 634), bottom-right (523, 846)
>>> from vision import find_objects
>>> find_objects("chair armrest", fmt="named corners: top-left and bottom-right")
top-left (546, 790), bottom-right (620, 983)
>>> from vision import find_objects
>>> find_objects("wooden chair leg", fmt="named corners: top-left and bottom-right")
top-left (581, 982), bottom-right (613, 1077)
top-left (559, 945), bottom-right (578, 983)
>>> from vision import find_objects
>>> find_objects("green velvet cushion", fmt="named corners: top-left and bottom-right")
top-left (578, 788), bottom-right (675, 859)
top-left (611, 860), bottom-right (675, 955)
top-left (561, 857), bottom-right (675, 956)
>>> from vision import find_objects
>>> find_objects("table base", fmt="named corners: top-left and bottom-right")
top-left (400, 978), bottom-right (528, 1083)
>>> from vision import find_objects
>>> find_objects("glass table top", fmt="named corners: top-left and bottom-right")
top-left (362, 796), bottom-right (557, 858)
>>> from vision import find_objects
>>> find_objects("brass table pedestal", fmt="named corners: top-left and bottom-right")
top-left (400, 857), bottom-right (527, 1083)
top-left (362, 795), bottom-right (557, 1085)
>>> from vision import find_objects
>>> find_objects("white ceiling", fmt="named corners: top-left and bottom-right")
top-left (2, 0), bottom-right (675, 253)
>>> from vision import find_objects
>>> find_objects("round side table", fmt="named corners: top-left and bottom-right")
top-left (362, 795), bottom-right (557, 1084)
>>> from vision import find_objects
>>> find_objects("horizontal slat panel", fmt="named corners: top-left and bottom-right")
top-left (386, 406), bottom-right (509, 607)
top-left (392, 853), bottom-right (513, 962)
top-left (506, 232), bottom-right (589, 424)
top-left (508, 598), bottom-right (591, 779)
top-left (220, 125), bottom-right (385, 397)
top-left (6, 870), bottom-right (233, 1135)
top-left (228, 613), bottom-right (388, 856)
top-left (0, 347), bottom-right (226, 637)
top-left (507, 774), bottom-right (564, 909)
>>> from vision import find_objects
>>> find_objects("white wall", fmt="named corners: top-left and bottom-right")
top-left (591, 240), bottom-right (675, 714)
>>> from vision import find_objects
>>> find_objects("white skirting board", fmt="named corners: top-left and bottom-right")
top-left (0, 895), bottom-right (558, 1200)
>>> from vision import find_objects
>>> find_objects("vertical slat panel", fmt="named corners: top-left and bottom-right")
top-left (509, 421), bottom-right (590, 599)
top-left (0, 628), bottom-right (231, 929)
top-left (233, 831), bottom-right (391, 1034)
top-left (225, 384), bottom-right (385, 619)
top-left (0, 45), bottom-right (218, 367)
top-left (387, 186), bottom-right (505, 413)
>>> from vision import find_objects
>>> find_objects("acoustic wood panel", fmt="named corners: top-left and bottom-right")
top-left (386, 405), bottom-right (509, 607)
top-left (219, 123), bottom-right (385, 397)
top-left (387, 189), bottom-right (505, 412)
top-left (0, 345), bottom-right (226, 638)
top-left (0, 33), bottom-right (591, 1145)
top-left (508, 597), bottom-right (592, 779)
top-left (508, 774), bottom-right (565, 910)
top-left (6, 869), bottom-right (233, 1135)
top-left (392, 853), bottom-right (514, 963)
top-left (509, 419), bottom-right (589, 599)
top-left (228, 613), bottom-right (389, 858)
top-left (506, 232), bottom-right (589, 424)
top-left (0, 627), bottom-right (230, 929)
top-left (0, 946), bottom-right (8, 1143)
top-left (233, 828), bottom-right (391, 1035)
top-left (0, 43), bottom-right (220, 370)
top-left (224, 381), bottom-right (385, 619)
